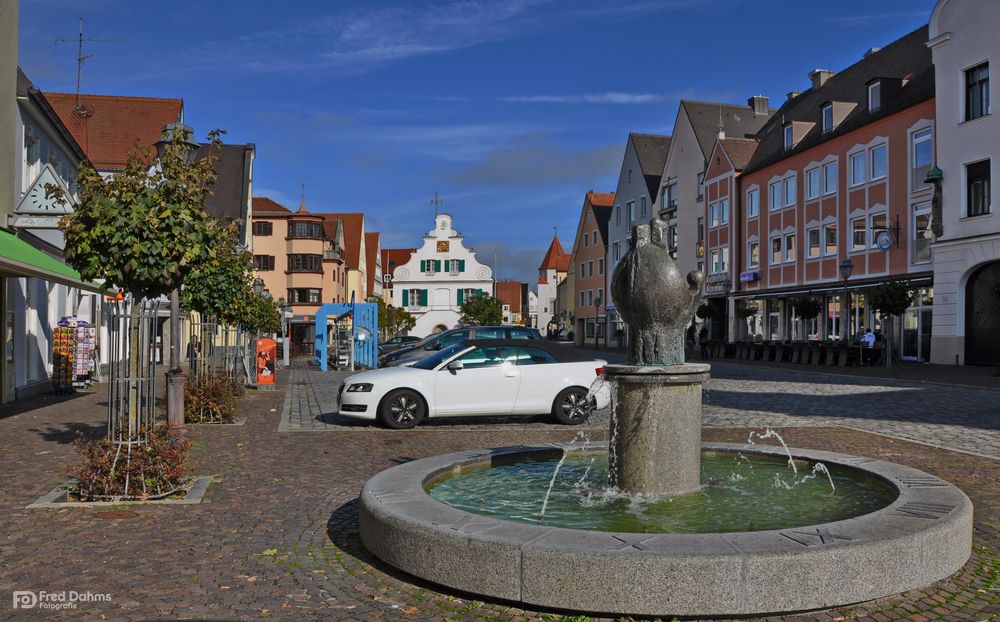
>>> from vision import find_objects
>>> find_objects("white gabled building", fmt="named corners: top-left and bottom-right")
top-left (389, 213), bottom-right (494, 337)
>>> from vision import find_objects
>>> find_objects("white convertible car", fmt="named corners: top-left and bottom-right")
top-left (338, 340), bottom-right (607, 429)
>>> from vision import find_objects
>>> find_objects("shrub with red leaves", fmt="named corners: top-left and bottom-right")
top-left (68, 427), bottom-right (193, 500)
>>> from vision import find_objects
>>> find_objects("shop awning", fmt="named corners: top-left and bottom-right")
top-left (0, 229), bottom-right (105, 294)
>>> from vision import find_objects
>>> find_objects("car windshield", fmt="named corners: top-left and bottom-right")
top-left (411, 344), bottom-right (469, 370)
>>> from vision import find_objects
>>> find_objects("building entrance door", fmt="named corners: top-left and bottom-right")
top-left (965, 261), bottom-right (1000, 365)
top-left (901, 307), bottom-right (932, 362)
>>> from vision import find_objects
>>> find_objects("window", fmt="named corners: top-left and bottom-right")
top-left (824, 225), bottom-right (838, 255)
top-left (851, 217), bottom-right (867, 250)
top-left (587, 290), bottom-right (593, 306)
top-left (869, 213), bottom-right (887, 248)
top-left (627, 201), bottom-right (635, 222)
top-left (448, 259), bottom-right (465, 273)
top-left (596, 288), bottom-right (604, 305)
top-left (748, 241), bottom-right (760, 267)
top-left (253, 255), bottom-right (275, 271)
top-left (747, 189), bottom-right (759, 217)
top-left (912, 128), bottom-right (933, 190)
top-left (806, 168), bottom-right (820, 199)
top-left (783, 176), bottom-right (796, 207)
top-left (710, 248), bottom-right (729, 274)
top-left (770, 238), bottom-right (782, 265)
top-left (868, 82), bottom-right (881, 112)
top-left (515, 346), bottom-right (557, 365)
top-left (912, 202), bottom-right (932, 263)
top-left (870, 144), bottom-right (887, 180)
top-left (612, 242), bottom-right (620, 262)
top-left (965, 62), bottom-right (990, 121)
top-left (288, 254), bottom-right (323, 272)
top-left (252, 221), bottom-right (273, 236)
top-left (459, 345), bottom-right (517, 370)
top-left (668, 224), bottom-right (677, 251)
top-left (583, 233), bottom-right (589, 248)
top-left (769, 181), bottom-right (781, 211)
top-left (696, 173), bottom-right (705, 198)
top-left (710, 200), bottom-right (728, 227)
top-left (783, 124), bottom-right (793, 150)
top-left (628, 169), bottom-right (632, 183)
top-left (421, 259), bottom-right (439, 274)
top-left (288, 221), bottom-right (323, 238)
top-left (580, 292), bottom-right (586, 307)
top-left (615, 206), bottom-right (621, 225)
top-left (823, 161), bottom-right (838, 194)
top-left (510, 328), bottom-right (535, 340)
top-left (784, 233), bottom-right (797, 262)
top-left (697, 217), bottom-right (704, 242)
top-left (665, 182), bottom-right (677, 206)
top-left (807, 229), bottom-right (820, 258)
top-left (967, 159), bottom-right (991, 216)
top-left (288, 288), bottom-right (321, 304)
top-left (588, 261), bottom-right (594, 277)
top-left (579, 262), bottom-right (586, 277)
top-left (641, 196), bottom-right (647, 217)
top-left (822, 104), bottom-right (833, 133)
top-left (459, 288), bottom-right (481, 305)
top-left (598, 258), bottom-right (604, 275)
top-left (850, 152), bottom-right (866, 186)
top-left (593, 231), bottom-right (598, 245)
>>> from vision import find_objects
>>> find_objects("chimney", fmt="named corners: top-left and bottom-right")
top-left (863, 47), bottom-right (881, 59)
top-left (809, 69), bottom-right (837, 89)
top-left (747, 95), bottom-right (770, 115)
top-left (787, 91), bottom-right (800, 102)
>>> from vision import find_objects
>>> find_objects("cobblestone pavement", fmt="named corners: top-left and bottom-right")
top-left (280, 359), bottom-right (1000, 459)
top-left (0, 369), bottom-right (997, 621)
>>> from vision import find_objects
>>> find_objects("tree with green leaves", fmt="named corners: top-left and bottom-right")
top-left (460, 293), bottom-right (503, 326)
top-left (60, 129), bottom-right (223, 441)
top-left (239, 291), bottom-right (282, 335)
top-left (789, 296), bottom-right (822, 320)
top-left (367, 296), bottom-right (416, 339)
top-left (180, 223), bottom-right (252, 326)
top-left (867, 280), bottom-right (914, 369)
top-left (695, 303), bottom-right (716, 320)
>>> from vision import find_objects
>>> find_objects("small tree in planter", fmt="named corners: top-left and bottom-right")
top-left (59, 129), bottom-right (222, 497)
top-left (695, 303), bottom-right (716, 321)
top-left (735, 304), bottom-right (759, 341)
top-left (867, 280), bottom-right (913, 369)
top-left (789, 296), bottom-right (822, 340)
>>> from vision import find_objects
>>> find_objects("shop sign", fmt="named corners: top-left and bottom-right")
top-left (740, 271), bottom-right (761, 283)
top-left (256, 338), bottom-right (277, 385)
top-left (704, 274), bottom-right (732, 296)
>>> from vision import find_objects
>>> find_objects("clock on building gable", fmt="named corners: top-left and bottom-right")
top-left (15, 164), bottom-right (75, 215)
top-left (436, 241), bottom-right (450, 253)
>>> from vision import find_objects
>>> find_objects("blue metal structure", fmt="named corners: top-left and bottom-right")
top-left (313, 303), bottom-right (379, 371)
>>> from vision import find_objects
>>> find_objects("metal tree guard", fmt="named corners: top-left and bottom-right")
top-left (107, 298), bottom-right (160, 445)
top-left (188, 316), bottom-right (218, 380)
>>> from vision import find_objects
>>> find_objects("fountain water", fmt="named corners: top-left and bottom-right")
top-left (358, 215), bottom-right (973, 617)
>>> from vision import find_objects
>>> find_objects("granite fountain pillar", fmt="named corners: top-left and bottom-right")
top-left (606, 218), bottom-right (708, 496)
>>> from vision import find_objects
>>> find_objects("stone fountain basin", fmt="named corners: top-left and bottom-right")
top-left (358, 442), bottom-right (972, 617)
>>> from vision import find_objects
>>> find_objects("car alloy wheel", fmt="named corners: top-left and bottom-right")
top-left (553, 387), bottom-right (591, 425)
top-left (380, 389), bottom-right (426, 429)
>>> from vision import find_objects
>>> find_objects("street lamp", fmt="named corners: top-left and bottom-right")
top-left (157, 122), bottom-right (200, 439)
top-left (839, 258), bottom-right (854, 341)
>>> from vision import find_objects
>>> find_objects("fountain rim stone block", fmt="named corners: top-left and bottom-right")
top-left (358, 441), bottom-right (973, 617)
top-left (603, 362), bottom-right (710, 385)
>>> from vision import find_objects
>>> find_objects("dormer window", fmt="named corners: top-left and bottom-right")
top-left (783, 124), bottom-right (793, 150)
top-left (868, 81), bottom-right (881, 112)
top-left (822, 104), bottom-right (834, 133)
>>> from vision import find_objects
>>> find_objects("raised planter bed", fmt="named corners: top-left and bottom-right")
top-left (27, 475), bottom-right (214, 508)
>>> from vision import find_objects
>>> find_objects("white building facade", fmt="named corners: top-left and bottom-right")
top-left (389, 213), bottom-right (494, 337)
top-left (928, 0), bottom-right (999, 365)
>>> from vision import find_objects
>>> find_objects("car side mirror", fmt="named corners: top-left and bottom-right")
top-left (446, 361), bottom-right (464, 373)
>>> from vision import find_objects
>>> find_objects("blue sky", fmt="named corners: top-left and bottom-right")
top-left (18, 0), bottom-right (932, 282)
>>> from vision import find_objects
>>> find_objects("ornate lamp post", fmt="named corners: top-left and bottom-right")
top-left (839, 258), bottom-right (854, 342)
top-left (155, 123), bottom-right (199, 438)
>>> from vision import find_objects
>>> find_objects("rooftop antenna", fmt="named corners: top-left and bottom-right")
top-left (300, 183), bottom-right (305, 210)
top-left (55, 17), bottom-right (122, 114)
top-left (431, 191), bottom-right (443, 217)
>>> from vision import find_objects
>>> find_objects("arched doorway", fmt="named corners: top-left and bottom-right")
top-left (432, 324), bottom-right (448, 334)
top-left (965, 261), bottom-right (1000, 365)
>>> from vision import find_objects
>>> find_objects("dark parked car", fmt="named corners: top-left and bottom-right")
top-left (377, 335), bottom-right (422, 356)
top-left (379, 326), bottom-right (541, 367)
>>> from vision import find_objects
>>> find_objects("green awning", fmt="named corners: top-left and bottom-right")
top-left (0, 229), bottom-right (105, 293)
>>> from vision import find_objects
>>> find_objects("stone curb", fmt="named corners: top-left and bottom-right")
top-left (358, 442), bottom-right (973, 617)
top-left (26, 475), bottom-right (215, 508)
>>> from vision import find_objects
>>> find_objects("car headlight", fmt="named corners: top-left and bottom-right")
top-left (346, 383), bottom-right (374, 392)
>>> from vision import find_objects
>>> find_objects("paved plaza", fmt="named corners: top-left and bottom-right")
top-left (0, 361), bottom-right (997, 621)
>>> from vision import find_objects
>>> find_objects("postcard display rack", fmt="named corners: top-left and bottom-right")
top-left (52, 316), bottom-right (96, 392)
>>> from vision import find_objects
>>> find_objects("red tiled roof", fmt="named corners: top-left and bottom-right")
top-left (45, 92), bottom-right (183, 170)
top-left (252, 197), bottom-right (293, 214)
top-left (587, 191), bottom-right (615, 207)
top-left (320, 213), bottom-right (365, 270)
top-left (495, 281), bottom-right (523, 314)
top-left (365, 232), bottom-right (381, 296)
top-left (382, 249), bottom-right (415, 287)
top-left (538, 235), bottom-right (571, 272)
